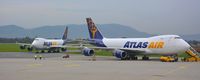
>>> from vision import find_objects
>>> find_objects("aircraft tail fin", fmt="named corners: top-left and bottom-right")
top-left (62, 26), bottom-right (68, 40)
top-left (86, 18), bottom-right (104, 40)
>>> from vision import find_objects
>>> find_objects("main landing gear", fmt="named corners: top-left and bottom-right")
top-left (142, 55), bottom-right (149, 60)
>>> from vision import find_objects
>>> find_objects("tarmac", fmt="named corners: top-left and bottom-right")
top-left (0, 52), bottom-right (200, 80)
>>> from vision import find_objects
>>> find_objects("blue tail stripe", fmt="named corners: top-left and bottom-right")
top-left (62, 27), bottom-right (68, 40)
top-left (89, 39), bottom-right (106, 47)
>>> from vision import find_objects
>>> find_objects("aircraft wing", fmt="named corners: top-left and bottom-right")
top-left (16, 43), bottom-right (31, 46)
top-left (58, 44), bottom-right (146, 54)
top-left (119, 48), bottom-right (146, 53)
top-left (48, 45), bottom-right (82, 48)
top-left (81, 46), bottom-right (146, 53)
top-left (16, 42), bottom-right (32, 50)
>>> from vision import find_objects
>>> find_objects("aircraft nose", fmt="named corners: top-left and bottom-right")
top-left (31, 40), bottom-right (37, 47)
top-left (180, 39), bottom-right (191, 50)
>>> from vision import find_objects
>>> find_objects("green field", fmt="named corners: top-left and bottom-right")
top-left (0, 43), bottom-right (113, 56)
top-left (0, 43), bottom-right (29, 52)
top-left (0, 43), bottom-right (189, 57)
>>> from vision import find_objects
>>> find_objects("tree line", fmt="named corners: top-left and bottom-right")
top-left (0, 37), bottom-right (200, 46)
top-left (0, 37), bottom-right (33, 43)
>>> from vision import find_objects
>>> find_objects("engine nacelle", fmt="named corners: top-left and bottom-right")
top-left (82, 47), bottom-right (94, 56)
top-left (61, 48), bottom-right (67, 52)
top-left (113, 50), bottom-right (127, 59)
top-left (20, 45), bottom-right (26, 49)
top-left (27, 47), bottom-right (33, 51)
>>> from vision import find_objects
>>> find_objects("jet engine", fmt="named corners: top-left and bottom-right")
top-left (82, 47), bottom-right (94, 56)
top-left (27, 47), bottom-right (33, 51)
top-left (113, 50), bottom-right (128, 59)
top-left (20, 45), bottom-right (26, 49)
top-left (61, 48), bottom-right (67, 52)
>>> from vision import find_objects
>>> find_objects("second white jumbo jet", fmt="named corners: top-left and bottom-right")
top-left (19, 27), bottom-right (68, 53)
top-left (81, 18), bottom-right (196, 61)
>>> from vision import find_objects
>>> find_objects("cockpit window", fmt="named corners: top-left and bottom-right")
top-left (174, 37), bottom-right (181, 39)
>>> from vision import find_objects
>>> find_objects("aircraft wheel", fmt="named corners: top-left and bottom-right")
top-left (135, 57), bottom-right (138, 60)
top-left (48, 50), bottom-right (51, 53)
top-left (126, 57), bottom-right (131, 60)
top-left (27, 47), bottom-right (33, 51)
top-left (61, 48), bottom-right (67, 52)
top-left (142, 56), bottom-right (149, 60)
top-left (41, 50), bottom-right (45, 53)
top-left (131, 56), bottom-right (138, 60)
top-left (174, 57), bottom-right (178, 62)
top-left (121, 58), bottom-right (126, 60)
top-left (121, 57), bottom-right (130, 60)
top-left (130, 57), bottom-right (134, 60)
top-left (20, 46), bottom-right (26, 49)
top-left (147, 57), bottom-right (149, 60)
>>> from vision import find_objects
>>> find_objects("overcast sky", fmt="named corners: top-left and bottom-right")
top-left (0, 0), bottom-right (200, 35)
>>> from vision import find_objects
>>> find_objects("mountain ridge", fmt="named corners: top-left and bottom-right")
top-left (0, 24), bottom-right (199, 40)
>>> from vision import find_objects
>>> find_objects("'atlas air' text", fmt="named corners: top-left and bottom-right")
top-left (43, 42), bottom-right (58, 46)
top-left (123, 41), bottom-right (164, 48)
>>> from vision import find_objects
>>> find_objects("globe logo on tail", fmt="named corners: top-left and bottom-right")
top-left (90, 24), bottom-right (97, 39)
top-left (88, 20), bottom-right (97, 39)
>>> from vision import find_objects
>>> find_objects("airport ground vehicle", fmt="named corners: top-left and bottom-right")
top-left (160, 56), bottom-right (178, 62)
top-left (63, 54), bottom-right (70, 58)
top-left (182, 47), bottom-right (200, 62)
top-left (160, 47), bottom-right (200, 62)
